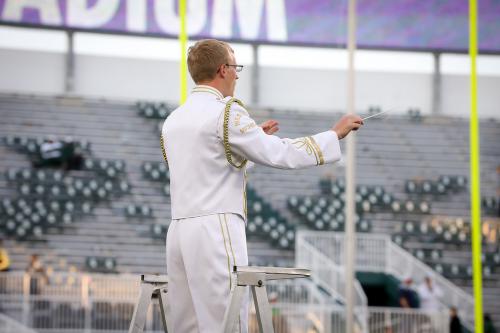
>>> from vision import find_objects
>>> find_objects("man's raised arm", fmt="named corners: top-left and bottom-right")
top-left (217, 101), bottom-right (363, 170)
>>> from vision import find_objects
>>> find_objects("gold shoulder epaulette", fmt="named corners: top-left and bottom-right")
top-left (223, 98), bottom-right (248, 169)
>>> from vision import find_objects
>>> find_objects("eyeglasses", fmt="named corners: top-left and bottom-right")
top-left (225, 64), bottom-right (244, 72)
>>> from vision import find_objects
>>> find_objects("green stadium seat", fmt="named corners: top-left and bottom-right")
top-left (404, 221), bottom-right (416, 234)
top-left (313, 219), bottom-right (326, 230)
top-left (419, 221), bottom-right (430, 234)
top-left (436, 182), bottom-right (446, 194)
top-left (287, 196), bottom-right (299, 209)
top-left (368, 193), bottom-right (378, 205)
top-left (391, 200), bottom-right (401, 212)
top-left (151, 224), bottom-right (167, 239)
top-left (247, 220), bottom-right (257, 235)
top-left (86, 256), bottom-right (117, 273)
top-left (381, 193), bottom-right (393, 206)
top-left (329, 220), bottom-right (344, 231)
top-left (433, 263), bottom-right (444, 275)
top-left (414, 249), bottom-right (425, 260)
top-left (418, 201), bottom-right (430, 213)
top-left (358, 185), bottom-right (369, 198)
top-left (118, 181), bottom-right (130, 193)
top-left (163, 184), bottom-right (170, 196)
top-left (430, 249), bottom-right (442, 260)
top-left (421, 181), bottom-right (433, 194)
top-left (319, 179), bottom-right (332, 194)
top-left (373, 186), bottom-right (384, 197)
top-left (405, 180), bottom-right (418, 194)
top-left (331, 184), bottom-right (342, 196)
top-left (357, 219), bottom-right (372, 233)
top-left (439, 175), bottom-right (451, 187)
top-left (125, 204), bottom-right (153, 218)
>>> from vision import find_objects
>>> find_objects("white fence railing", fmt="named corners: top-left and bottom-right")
top-left (368, 307), bottom-right (450, 333)
top-left (0, 271), bottom-right (334, 332)
top-left (0, 270), bottom-right (451, 333)
top-left (296, 230), bottom-right (474, 331)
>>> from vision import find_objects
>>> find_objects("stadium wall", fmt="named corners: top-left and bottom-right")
top-left (0, 48), bottom-right (499, 118)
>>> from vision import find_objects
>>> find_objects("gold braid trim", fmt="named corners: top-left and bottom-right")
top-left (218, 214), bottom-right (233, 290)
top-left (308, 136), bottom-right (325, 165)
top-left (160, 134), bottom-right (168, 166)
top-left (223, 98), bottom-right (248, 169)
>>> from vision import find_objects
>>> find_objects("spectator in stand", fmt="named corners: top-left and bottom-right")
top-left (449, 307), bottom-right (462, 333)
top-left (33, 136), bottom-right (83, 170)
top-left (485, 314), bottom-right (497, 333)
top-left (61, 136), bottom-right (84, 170)
top-left (399, 276), bottom-right (419, 308)
top-left (35, 136), bottom-right (64, 167)
top-left (26, 254), bottom-right (48, 295)
top-left (0, 240), bottom-right (10, 272)
top-left (418, 276), bottom-right (443, 310)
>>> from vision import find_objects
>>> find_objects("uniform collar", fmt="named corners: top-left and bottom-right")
top-left (192, 85), bottom-right (224, 100)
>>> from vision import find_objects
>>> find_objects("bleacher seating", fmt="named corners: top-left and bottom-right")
top-left (393, 217), bottom-right (500, 247)
top-left (124, 204), bottom-right (153, 219)
top-left (141, 161), bottom-right (170, 197)
top-left (407, 107), bottom-right (423, 122)
top-left (483, 196), bottom-right (499, 216)
top-left (0, 93), bottom-right (499, 326)
top-left (2, 135), bottom-right (91, 156)
top-left (150, 223), bottom-right (167, 240)
top-left (287, 194), bottom-right (373, 232)
top-left (136, 101), bottom-right (176, 119)
top-left (0, 165), bottom-right (130, 241)
top-left (85, 256), bottom-right (117, 273)
top-left (246, 187), bottom-right (296, 250)
top-left (405, 175), bottom-right (467, 196)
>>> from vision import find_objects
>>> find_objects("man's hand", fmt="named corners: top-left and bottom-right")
top-left (260, 120), bottom-right (279, 135)
top-left (332, 114), bottom-right (364, 139)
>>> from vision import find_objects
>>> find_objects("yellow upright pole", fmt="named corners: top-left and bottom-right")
top-left (179, 0), bottom-right (188, 104)
top-left (469, 0), bottom-right (484, 332)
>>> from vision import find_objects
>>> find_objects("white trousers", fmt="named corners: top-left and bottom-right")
top-left (166, 213), bottom-right (249, 333)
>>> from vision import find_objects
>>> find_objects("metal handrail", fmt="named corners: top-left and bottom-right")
top-left (0, 313), bottom-right (38, 333)
top-left (296, 235), bottom-right (369, 332)
top-left (295, 230), bottom-right (475, 330)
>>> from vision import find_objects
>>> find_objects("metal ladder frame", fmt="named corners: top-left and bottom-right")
top-left (128, 274), bottom-right (169, 333)
top-left (222, 266), bottom-right (310, 333)
top-left (128, 266), bottom-right (310, 333)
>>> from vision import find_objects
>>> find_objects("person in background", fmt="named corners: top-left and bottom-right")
top-left (33, 136), bottom-right (83, 170)
top-left (0, 240), bottom-right (11, 272)
top-left (449, 307), bottom-right (462, 333)
top-left (485, 314), bottom-right (497, 333)
top-left (418, 276), bottom-right (443, 310)
top-left (36, 136), bottom-right (64, 168)
top-left (399, 276), bottom-right (419, 308)
top-left (61, 136), bottom-right (84, 170)
top-left (26, 254), bottom-right (48, 295)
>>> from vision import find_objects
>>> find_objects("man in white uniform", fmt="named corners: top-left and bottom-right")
top-left (161, 39), bottom-right (363, 332)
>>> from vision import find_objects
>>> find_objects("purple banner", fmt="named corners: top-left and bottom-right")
top-left (0, 0), bottom-right (499, 53)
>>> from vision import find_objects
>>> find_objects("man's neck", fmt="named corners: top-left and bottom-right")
top-left (198, 81), bottom-right (227, 97)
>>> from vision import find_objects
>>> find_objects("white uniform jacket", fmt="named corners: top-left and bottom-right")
top-left (161, 85), bottom-right (342, 221)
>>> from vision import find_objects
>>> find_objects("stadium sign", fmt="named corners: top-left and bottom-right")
top-left (0, 0), bottom-right (499, 53)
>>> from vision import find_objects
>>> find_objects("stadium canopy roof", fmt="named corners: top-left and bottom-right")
top-left (0, 0), bottom-right (499, 54)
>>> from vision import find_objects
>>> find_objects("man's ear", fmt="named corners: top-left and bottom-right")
top-left (218, 64), bottom-right (227, 79)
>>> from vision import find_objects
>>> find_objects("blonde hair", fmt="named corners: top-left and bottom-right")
top-left (187, 39), bottom-right (232, 84)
